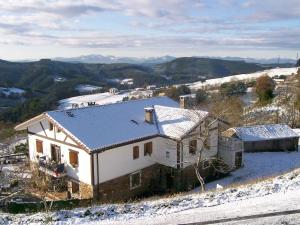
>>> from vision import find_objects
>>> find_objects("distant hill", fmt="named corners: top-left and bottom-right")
top-left (0, 57), bottom-right (268, 91)
top-left (53, 55), bottom-right (176, 65)
top-left (153, 57), bottom-right (264, 82)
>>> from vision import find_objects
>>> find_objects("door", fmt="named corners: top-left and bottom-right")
top-left (51, 144), bottom-right (61, 163)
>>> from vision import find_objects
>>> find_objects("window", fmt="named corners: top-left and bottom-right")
top-left (144, 142), bottom-right (153, 156)
top-left (36, 140), bottom-right (43, 153)
top-left (166, 151), bottom-right (170, 159)
top-left (130, 171), bottom-right (141, 189)
top-left (202, 160), bottom-right (210, 169)
top-left (71, 181), bottom-right (79, 193)
top-left (189, 140), bottom-right (197, 154)
top-left (69, 150), bottom-right (79, 167)
top-left (133, 146), bottom-right (139, 159)
top-left (235, 152), bottom-right (243, 168)
top-left (49, 122), bottom-right (54, 131)
top-left (57, 127), bottom-right (61, 133)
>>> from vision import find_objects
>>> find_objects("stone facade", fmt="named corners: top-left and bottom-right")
top-left (92, 163), bottom-right (217, 202)
top-left (94, 164), bottom-right (162, 202)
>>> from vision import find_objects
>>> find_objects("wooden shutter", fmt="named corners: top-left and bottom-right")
top-left (144, 142), bottom-right (153, 156)
top-left (69, 150), bottom-right (79, 167)
top-left (189, 140), bottom-right (197, 154)
top-left (36, 140), bottom-right (43, 153)
top-left (133, 146), bottom-right (139, 159)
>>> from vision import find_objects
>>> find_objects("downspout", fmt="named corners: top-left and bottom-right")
top-left (97, 153), bottom-right (100, 201)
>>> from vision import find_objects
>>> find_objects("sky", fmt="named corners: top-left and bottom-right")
top-left (0, 0), bottom-right (299, 60)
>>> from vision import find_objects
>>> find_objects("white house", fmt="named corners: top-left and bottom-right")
top-left (15, 97), bottom-right (240, 201)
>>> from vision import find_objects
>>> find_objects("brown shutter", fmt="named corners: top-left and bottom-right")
top-left (36, 140), bottom-right (43, 153)
top-left (133, 146), bottom-right (139, 159)
top-left (69, 150), bottom-right (79, 167)
top-left (144, 142), bottom-right (153, 156)
top-left (189, 140), bottom-right (197, 154)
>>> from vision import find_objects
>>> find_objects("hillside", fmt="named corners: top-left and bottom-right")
top-left (1, 151), bottom-right (300, 224)
top-left (154, 57), bottom-right (264, 82)
top-left (0, 59), bottom-right (157, 91)
top-left (0, 58), bottom-right (267, 91)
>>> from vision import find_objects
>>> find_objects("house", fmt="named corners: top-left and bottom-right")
top-left (109, 88), bottom-right (118, 95)
top-left (15, 97), bottom-right (240, 201)
top-left (222, 124), bottom-right (299, 152)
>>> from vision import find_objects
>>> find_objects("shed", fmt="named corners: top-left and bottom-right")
top-left (223, 124), bottom-right (299, 152)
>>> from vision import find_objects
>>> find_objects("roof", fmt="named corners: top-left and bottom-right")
top-left (154, 105), bottom-right (208, 139)
top-left (16, 96), bottom-right (209, 152)
top-left (231, 124), bottom-right (299, 142)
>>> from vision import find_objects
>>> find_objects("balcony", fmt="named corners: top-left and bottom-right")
top-left (38, 158), bottom-right (66, 178)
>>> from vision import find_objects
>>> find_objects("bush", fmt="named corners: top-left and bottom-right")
top-left (220, 81), bottom-right (247, 96)
top-left (255, 75), bottom-right (275, 103)
top-left (195, 89), bottom-right (208, 104)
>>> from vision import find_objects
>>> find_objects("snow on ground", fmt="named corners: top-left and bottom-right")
top-left (75, 85), bottom-right (102, 93)
top-left (205, 151), bottom-right (300, 190)
top-left (2, 150), bottom-right (300, 225)
top-left (58, 92), bottom-right (128, 109)
top-left (189, 67), bottom-right (299, 89)
top-left (0, 87), bottom-right (25, 96)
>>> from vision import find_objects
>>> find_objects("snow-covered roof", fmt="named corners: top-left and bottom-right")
top-left (17, 96), bottom-right (209, 152)
top-left (154, 105), bottom-right (208, 139)
top-left (232, 124), bottom-right (299, 142)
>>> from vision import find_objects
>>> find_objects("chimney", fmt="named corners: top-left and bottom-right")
top-left (179, 94), bottom-right (196, 109)
top-left (144, 107), bottom-right (154, 124)
top-left (179, 95), bottom-right (188, 109)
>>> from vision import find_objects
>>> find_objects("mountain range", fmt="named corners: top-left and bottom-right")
top-left (47, 54), bottom-right (298, 65)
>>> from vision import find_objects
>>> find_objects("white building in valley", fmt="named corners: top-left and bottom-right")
top-left (15, 97), bottom-right (242, 201)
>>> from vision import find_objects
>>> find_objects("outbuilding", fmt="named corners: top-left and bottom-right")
top-left (223, 124), bottom-right (299, 152)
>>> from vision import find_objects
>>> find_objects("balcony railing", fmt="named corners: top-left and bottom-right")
top-left (38, 159), bottom-right (66, 178)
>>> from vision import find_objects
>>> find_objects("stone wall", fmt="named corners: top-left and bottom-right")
top-left (94, 164), bottom-right (162, 202)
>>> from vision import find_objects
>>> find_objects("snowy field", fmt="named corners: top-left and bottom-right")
top-left (2, 149), bottom-right (300, 225)
top-left (0, 87), bottom-right (25, 96)
top-left (58, 92), bottom-right (128, 109)
top-left (75, 85), bottom-right (102, 93)
top-left (189, 67), bottom-right (299, 89)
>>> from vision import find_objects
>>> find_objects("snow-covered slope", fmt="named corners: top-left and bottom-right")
top-left (2, 150), bottom-right (300, 225)
top-left (190, 67), bottom-right (299, 89)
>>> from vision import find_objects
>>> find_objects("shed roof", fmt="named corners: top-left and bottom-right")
top-left (231, 124), bottom-right (299, 142)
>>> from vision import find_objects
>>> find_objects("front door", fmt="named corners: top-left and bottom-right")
top-left (51, 144), bottom-right (61, 163)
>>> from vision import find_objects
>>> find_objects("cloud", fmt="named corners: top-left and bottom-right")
top-left (0, 0), bottom-right (299, 58)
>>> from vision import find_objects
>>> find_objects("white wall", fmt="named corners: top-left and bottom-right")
top-left (28, 119), bottom-right (92, 185)
top-left (94, 138), bottom-right (159, 184)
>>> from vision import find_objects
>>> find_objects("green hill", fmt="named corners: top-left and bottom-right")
top-left (154, 57), bottom-right (263, 82)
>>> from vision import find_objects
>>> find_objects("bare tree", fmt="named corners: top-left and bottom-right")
top-left (152, 105), bottom-right (233, 192)
top-left (14, 162), bottom-right (67, 212)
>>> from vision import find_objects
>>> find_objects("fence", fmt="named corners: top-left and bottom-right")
top-left (0, 153), bottom-right (28, 165)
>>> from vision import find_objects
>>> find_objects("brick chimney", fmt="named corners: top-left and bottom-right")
top-left (179, 94), bottom-right (196, 109)
top-left (144, 107), bottom-right (154, 124)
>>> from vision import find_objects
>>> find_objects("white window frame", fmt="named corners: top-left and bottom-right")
top-left (202, 160), bottom-right (210, 169)
top-left (130, 170), bottom-right (142, 190)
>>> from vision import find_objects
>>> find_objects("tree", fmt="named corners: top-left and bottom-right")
top-left (220, 81), bottom-right (247, 96)
top-left (255, 75), bottom-right (275, 103)
top-left (296, 59), bottom-right (300, 67)
top-left (153, 107), bottom-right (233, 192)
top-left (165, 85), bottom-right (191, 100)
top-left (210, 96), bottom-right (244, 126)
top-left (195, 89), bottom-right (208, 104)
top-left (16, 162), bottom-right (67, 212)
